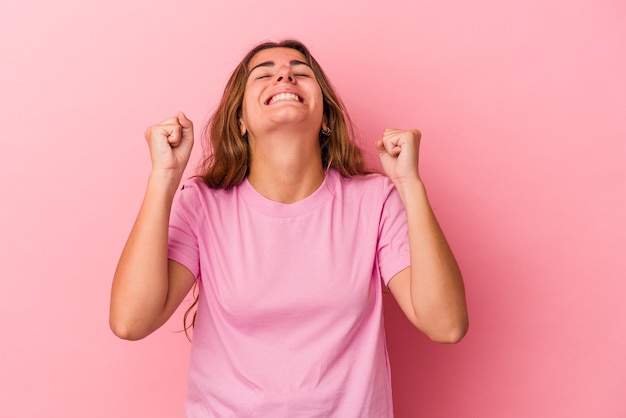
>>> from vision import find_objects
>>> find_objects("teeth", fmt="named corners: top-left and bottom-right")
top-left (269, 93), bottom-right (300, 104)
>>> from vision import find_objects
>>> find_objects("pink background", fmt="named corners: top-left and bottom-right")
top-left (1, 0), bottom-right (625, 416)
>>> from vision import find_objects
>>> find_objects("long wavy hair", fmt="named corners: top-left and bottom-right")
top-left (184, 40), bottom-right (373, 339)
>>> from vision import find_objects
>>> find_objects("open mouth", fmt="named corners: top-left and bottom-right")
top-left (265, 92), bottom-right (305, 105)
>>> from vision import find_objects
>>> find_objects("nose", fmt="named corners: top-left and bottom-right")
top-left (275, 66), bottom-right (295, 83)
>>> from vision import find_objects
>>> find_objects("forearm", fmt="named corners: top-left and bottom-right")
top-left (397, 178), bottom-right (468, 343)
top-left (110, 172), bottom-right (180, 340)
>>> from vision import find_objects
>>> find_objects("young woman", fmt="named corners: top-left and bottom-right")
top-left (110, 39), bottom-right (468, 417)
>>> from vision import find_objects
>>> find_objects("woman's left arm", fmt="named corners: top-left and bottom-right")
top-left (377, 129), bottom-right (468, 344)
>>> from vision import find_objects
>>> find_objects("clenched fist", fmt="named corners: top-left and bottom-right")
top-left (144, 111), bottom-right (194, 177)
top-left (375, 128), bottom-right (422, 186)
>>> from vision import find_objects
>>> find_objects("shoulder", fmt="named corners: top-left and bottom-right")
top-left (337, 171), bottom-right (405, 217)
top-left (175, 177), bottom-right (205, 207)
top-left (178, 177), bottom-right (236, 200)
top-left (324, 171), bottom-right (399, 217)
top-left (333, 171), bottom-right (396, 198)
top-left (175, 177), bottom-right (244, 217)
top-left (173, 177), bottom-right (222, 215)
top-left (179, 176), bottom-right (208, 193)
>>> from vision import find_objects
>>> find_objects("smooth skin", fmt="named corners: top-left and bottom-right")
top-left (378, 129), bottom-right (468, 343)
top-left (110, 48), bottom-right (468, 343)
top-left (241, 48), bottom-right (327, 204)
top-left (110, 113), bottom-right (196, 340)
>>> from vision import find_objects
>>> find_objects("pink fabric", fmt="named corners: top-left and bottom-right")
top-left (168, 170), bottom-right (410, 417)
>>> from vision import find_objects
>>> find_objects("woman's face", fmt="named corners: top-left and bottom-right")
top-left (240, 47), bottom-right (324, 138)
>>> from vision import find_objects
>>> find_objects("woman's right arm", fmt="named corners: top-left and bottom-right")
top-left (109, 112), bottom-right (196, 341)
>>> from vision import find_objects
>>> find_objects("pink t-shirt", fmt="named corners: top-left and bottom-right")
top-left (168, 169), bottom-right (410, 417)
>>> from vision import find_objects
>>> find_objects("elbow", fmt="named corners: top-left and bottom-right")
top-left (109, 315), bottom-right (151, 341)
top-left (417, 314), bottom-right (469, 344)
top-left (428, 321), bottom-right (469, 344)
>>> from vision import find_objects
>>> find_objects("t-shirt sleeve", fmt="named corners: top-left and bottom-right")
top-left (168, 182), bottom-right (201, 280)
top-left (377, 178), bottom-right (411, 286)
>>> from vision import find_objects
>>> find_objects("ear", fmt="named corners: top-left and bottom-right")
top-left (239, 118), bottom-right (247, 136)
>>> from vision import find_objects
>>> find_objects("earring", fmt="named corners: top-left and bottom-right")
top-left (321, 127), bottom-right (331, 137)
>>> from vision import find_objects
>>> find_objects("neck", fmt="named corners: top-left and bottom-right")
top-left (247, 131), bottom-right (325, 203)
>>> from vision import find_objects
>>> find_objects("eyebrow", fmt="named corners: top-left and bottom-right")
top-left (249, 60), bottom-right (311, 73)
